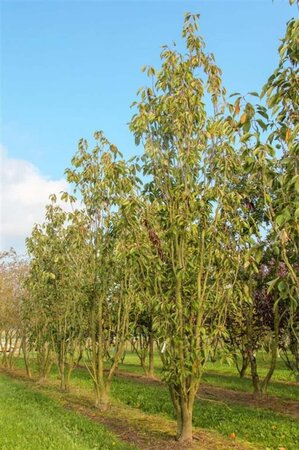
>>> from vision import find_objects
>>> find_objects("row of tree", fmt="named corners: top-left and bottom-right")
top-left (0, 7), bottom-right (298, 443)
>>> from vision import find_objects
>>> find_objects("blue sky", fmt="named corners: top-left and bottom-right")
top-left (0, 0), bottom-right (297, 251)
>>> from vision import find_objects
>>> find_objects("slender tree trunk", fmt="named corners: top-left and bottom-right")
top-left (261, 304), bottom-right (279, 394)
top-left (247, 301), bottom-right (262, 396)
top-left (248, 349), bottom-right (262, 397)
top-left (7, 332), bottom-right (17, 368)
top-left (22, 338), bottom-right (32, 378)
top-left (37, 343), bottom-right (52, 380)
top-left (239, 350), bottom-right (249, 378)
top-left (148, 332), bottom-right (155, 378)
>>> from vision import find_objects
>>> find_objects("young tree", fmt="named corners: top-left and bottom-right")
top-left (65, 131), bottom-right (139, 408)
top-left (262, 12), bottom-right (298, 302)
top-left (229, 4), bottom-right (299, 394)
top-left (0, 250), bottom-right (27, 368)
top-left (130, 14), bottom-right (247, 442)
top-left (25, 198), bottom-right (88, 390)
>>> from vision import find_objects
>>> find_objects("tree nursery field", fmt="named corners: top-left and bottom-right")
top-left (0, 352), bottom-right (298, 449)
top-left (0, 1), bottom-right (298, 449)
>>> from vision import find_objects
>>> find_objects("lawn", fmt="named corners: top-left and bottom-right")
top-left (69, 366), bottom-right (299, 450)
top-left (0, 372), bottom-right (135, 450)
top-left (10, 353), bottom-right (299, 450)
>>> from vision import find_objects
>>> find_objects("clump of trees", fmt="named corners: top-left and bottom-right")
top-left (1, 4), bottom-right (298, 443)
top-left (0, 250), bottom-right (27, 368)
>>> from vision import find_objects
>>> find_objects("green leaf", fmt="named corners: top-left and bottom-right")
top-left (256, 119), bottom-right (267, 131)
top-left (278, 280), bottom-right (287, 293)
top-left (275, 208), bottom-right (291, 226)
top-left (267, 277), bottom-right (279, 294)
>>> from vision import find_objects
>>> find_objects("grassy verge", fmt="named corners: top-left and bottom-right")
top-left (0, 371), bottom-right (136, 450)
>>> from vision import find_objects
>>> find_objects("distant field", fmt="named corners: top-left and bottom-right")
top-left (0, 372), bottom-right (135, 450)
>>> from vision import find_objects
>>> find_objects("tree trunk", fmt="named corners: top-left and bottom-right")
top-left (176, 399), bottom-right (193, 442)
top-left (248, 349), bottom-right (262, 397)
top-left (37, 343), bottom-right (52, 380)
top-left (169, 386), bottom-right (194, 442)
top-left (239, 351), bottom-right (249, 378)
top-left (95, 383), bottom-right (110, 410)
top-left (22, 338), bottom-right (32, 379)
top-left (148, 333), bottom-right (155, 378)
top-left (261, 304), bottom-right (280, 395)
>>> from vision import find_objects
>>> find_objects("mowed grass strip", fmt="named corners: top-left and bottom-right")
top-left (0, 372), bottom-right (136, 450)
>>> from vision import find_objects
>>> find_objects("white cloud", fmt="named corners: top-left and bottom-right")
top-left (0, 146), bottom-right (69, 253)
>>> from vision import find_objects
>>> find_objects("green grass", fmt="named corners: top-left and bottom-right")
top-left (204, 357), bottom-right (297, 382)
top-left (112, 378), bottom-right (299, 450)
top-left (0, 372), bottom-right (136, 450)
top-left (117, 351), bottom-right (299, 401)
top-left (201, 372), bottom-right (299, 401)
top-left (67, 366), bottom-right (299, 450)
top-left (10, 353), bottom-right (299, 449)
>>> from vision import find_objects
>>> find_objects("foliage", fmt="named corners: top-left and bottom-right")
top-left (2, 3), bottom-right (297, 445)
top-left (64, 131), bottom-right (140, 407)
top-left (0, 250), bottom-right (27, 368)
top-left (129, 12), bottom-right (261, 441)
top-left (25, 199), bottom-right (88, 388)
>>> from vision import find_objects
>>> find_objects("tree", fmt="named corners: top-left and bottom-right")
top-left (263, 11), bottom-right (299, 382)
top-left (229, 4), bottom-right (299, 393)
top-left (65, 131), bottom-right (139, 408)
top-left (25, 198), bottom-right (87, 390)
top-left (130, 14), bottom-right (246, 442)
top-left (0, 250), bottom-right (27, 369)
